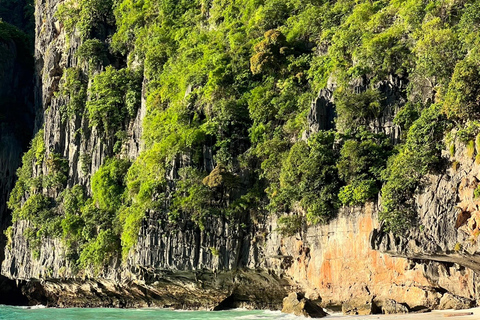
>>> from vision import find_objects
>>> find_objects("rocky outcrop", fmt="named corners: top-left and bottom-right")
top-left (2, 0), bottom-right (142, 281)
top-left (12, 269), bottom-right (289, 309)
top-left (372, 136), bottom-right (480, 279)
top-left (306, 75), bottom-right (406, 142)
top-left (341, 297), bottom-right (376, 315)
top-left (125, 211), bottom-right (251, 273)
top-left (381, 299), bottom-right (409, 314)
top-left (439, 293), bottom-right (475, 310)
top-left (3, 220), bottom-right (74, 279)
top-left (305, 88), bottom-right (335, 138)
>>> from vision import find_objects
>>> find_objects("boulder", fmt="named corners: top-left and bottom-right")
top-left (342, 297), bottom-right (374, 315)
top-left (382, 299), bottom-right (409, 314)
top-left (282, 292), bottom-right (327, 318)
top-left (439, 293), bottom-right (474, 310)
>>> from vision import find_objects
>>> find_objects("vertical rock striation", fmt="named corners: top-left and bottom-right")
top-left (0, 23), bottom-right (34, 266)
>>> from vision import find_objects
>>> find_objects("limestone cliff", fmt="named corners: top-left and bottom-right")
top-left (0, 18), bottom-right (34, 305)
top-left (2, 0), bottom-right (480, 315)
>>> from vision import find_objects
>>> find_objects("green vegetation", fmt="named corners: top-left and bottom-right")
top-left (337, 128), bottom-right (392, 206)
top-left (13, 0), bottom-right (480, 271)
top-left (87, 67), bottom-right (141, 135)
top-left (474, 185), bottom-right (480, 199)
top-left (277, 215), bottom-right (303, 236)
top-left (272, 131), bottom-right (340, 224)
top-left (56, 0), bottom-right (114, 40)
top-left (335, 89), bottom-right (383, 131)
top-left (380, 104), bottom-right (446, 231)
top-left (91, 158), bottom-right (131, 212)
top-left (58, 68), bottom-right (87, 122)
top-left (8, 130), bottom-right (46, 214)
top-left (76, 39), bottom-right (108, 67)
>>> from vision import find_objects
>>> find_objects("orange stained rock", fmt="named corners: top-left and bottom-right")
top-left (320, 261), bottom-right (333, 288)
top-left (359, 214), bottom-right (374, 233)
top-left (277, 205), bottom-right (477, 309)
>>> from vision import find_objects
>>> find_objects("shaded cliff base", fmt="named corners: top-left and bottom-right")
top-left (0, 269), bottom-right (291, 309)
top-left (1, 266), bottom-right (478, 316)
top-left (0, 276), bottom-right (28, 306)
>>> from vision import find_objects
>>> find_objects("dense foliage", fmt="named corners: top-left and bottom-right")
top-left (11, 0), bottom-right (480, 270)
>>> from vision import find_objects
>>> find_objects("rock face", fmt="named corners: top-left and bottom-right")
top-left (260, 203), bottom-right (480, 314)
top-left (371, 136), bottom-right (480, 288)
top-left (306, 75), bottom-right (406, 142)
top-left (439, 293), bottom-right (474, 310)
top-left (381, 299), bottom-right (409, 314)
top-left (13, 270), bottom-right (289, 309)
top-left (126, 212), bottom-right (251, 273)
top-left (2, 0), bottom-right (141, 280)
top-left (305, 88), bottom-right (335, 138)
top-left (341, 297), bottom-right (375, 315)
top-left (2, 0), bottom-right (480, 314)
top-left (0, 23), bottom-right (35, 269)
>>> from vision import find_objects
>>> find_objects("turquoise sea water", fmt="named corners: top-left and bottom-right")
top-left (0, 306), bottom-right (303, 320)
top-left (2, 305), bottom-right (476, 320)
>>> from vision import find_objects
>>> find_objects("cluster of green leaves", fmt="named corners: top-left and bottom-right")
top-left (338, 128), bottom-right (392, 206)
top-left (56, 0), bottom-right (114, 40)
top-left (276, 215), bottom-right (303, 236)
top-left (8, 130), bottom-right (46, 214)
top-left (270, 131), bottom-right (340, 224)
top-left (57, 68), bottom-right (87, 122)
top-left (87, 66), bottom-right (142, 135)
top-left (7, 130), bottom-right (69, 257)
top-left (92, 158), bottom-right (131, 212)
top-left (380, 104), bottom-right (446, 231)
top-left (76, 39), bottom-right (109, 67)
top-left (334, 89), bottom-right (383, 131)
top-left (59, 158), bottom-right (130, 271)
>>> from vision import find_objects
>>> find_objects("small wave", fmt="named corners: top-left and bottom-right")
top-left (262, 310), bottom-right (303, 317)
top-left (28, 305), bottom-right (47, 309)
top-left (0, 305), bottom-right (29, 310)
top-left (2, 305), bottom-right (46, 310)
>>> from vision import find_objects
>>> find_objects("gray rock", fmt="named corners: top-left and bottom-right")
top-left (382, 299), bottom-right (409, 314)
top-left (0, 28), bottom-right (34, 271)
top-left (439, 293), bottom-right (474, 310)
top-left (305, 88), bottom-right (335, 138)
